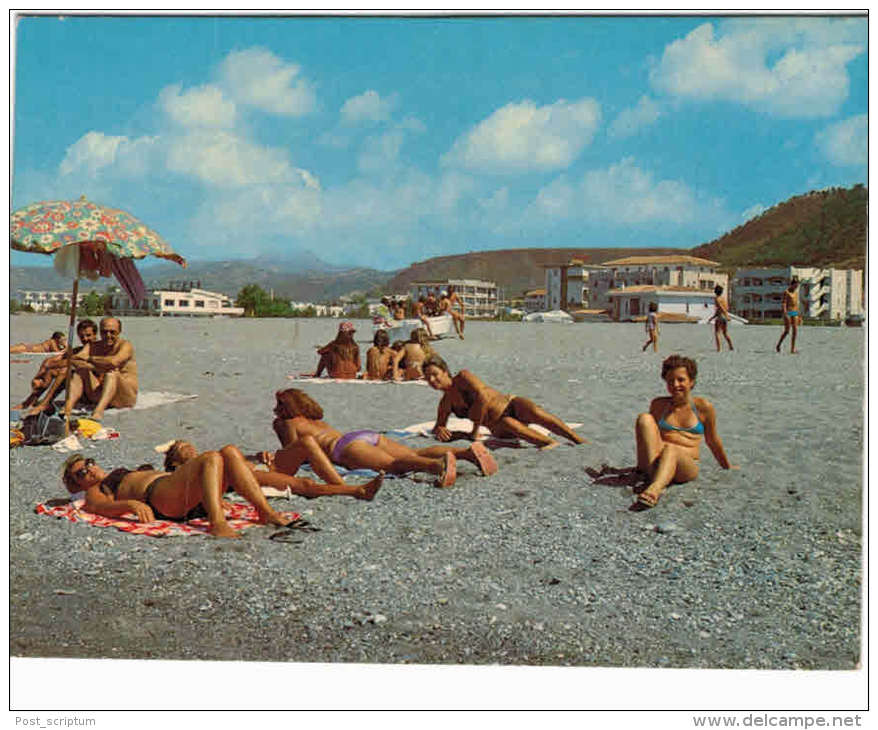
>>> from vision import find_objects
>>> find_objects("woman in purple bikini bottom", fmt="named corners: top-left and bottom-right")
top-left (269, 388), bottom-right (499, 488)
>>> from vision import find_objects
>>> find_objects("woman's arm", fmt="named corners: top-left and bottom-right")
top-left (299, 434), bottom-right (345, 484)
top-left (699, 399), bottom-right (736, 470)
top-left (432, 394), bottom-right (454, 441)
top-left (83, 486), bottom-right (155, 522)
top-left (273, 417), bottom-right (298, 448)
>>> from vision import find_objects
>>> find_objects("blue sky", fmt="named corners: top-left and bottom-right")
top-left (11, 14), bottom-right (868, 271)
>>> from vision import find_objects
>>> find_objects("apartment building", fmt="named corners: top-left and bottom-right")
top-left (409, 278), bottom-right (498, 318)
top-left (110, 285), bottom-right (244, 317)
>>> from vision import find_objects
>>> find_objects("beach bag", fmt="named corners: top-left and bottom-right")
top-left (21, 410), bottom-right (67, 445)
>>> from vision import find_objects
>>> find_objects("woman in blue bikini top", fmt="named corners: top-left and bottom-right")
top-left (632, 354), bottom-right (737, 510)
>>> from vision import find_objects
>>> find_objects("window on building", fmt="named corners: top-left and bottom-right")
top-left (195, 300), bottom-right (205, 308)
top-left (164, 299), bottom-right (174, 306)
top-left (178, 300), bottom-right (189, 307)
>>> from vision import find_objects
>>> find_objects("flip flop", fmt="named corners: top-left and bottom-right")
top-left (634, 490), bottom-right (660, 509)
top-left (437, 452), bottom-right (457, 488)
top-left (470, 441), bottom-right (498, 476)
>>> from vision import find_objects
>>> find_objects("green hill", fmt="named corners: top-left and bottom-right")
top-left (691, 185), bottom-right (867, 270)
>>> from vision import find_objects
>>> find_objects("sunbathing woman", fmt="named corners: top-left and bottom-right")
top-left (422, 354), bottom-right (586, 450)
top-left (161, 439), bottom-right (383, 501)
top-left (10, 331), bottom-right (66, 354)
top-left (400, 328), bottom-right (434, 380)
top-left (364, 329), bottom-right (402, 380)
top-left (311, 321), bottom-right (360, 379)
top-left (270, 388), bottom-right (498, 488)
top-left (60, 449), bottom-right (294, 538)
top-left (632, 354), bottom-right (736, 510)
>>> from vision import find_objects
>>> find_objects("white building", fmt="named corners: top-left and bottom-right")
top-left (607, 285), bottom-right (717, 322)
top-left (542, 260), bottom-right (609, 310)
top-left (524, 288), bottom-right (546, 312)
top-left (15, 289), bottom-right (93, 312)
top-left (110, 287), bottom-right (244, 317)
top-left (409, 278), bottom-right (498, 318)
top-left (732, 266), bottom-right (864, 321)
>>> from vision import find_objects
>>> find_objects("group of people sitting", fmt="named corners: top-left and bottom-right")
top-left (13, 316), bottom-right (138, 422)
top-left (309, 321), bottom-right (438, 382)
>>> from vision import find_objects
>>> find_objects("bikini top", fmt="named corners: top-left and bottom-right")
top-left (657, 400), bottom-right (704, 435)
top-left (99, 464), bottom-right (154, 497)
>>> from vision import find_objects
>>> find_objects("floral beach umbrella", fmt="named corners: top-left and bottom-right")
top-left (10, 196), bottom-right (186, 431)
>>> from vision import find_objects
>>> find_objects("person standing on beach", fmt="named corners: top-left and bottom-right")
top-left (632, 354), bottom-right (737, 510)
top-left (13, 319), bottom-right (98, 414)
top-left (775, 278), bottom-right (801, 354)
top-left (708, 285), bottom-right (734, 352)
top-left (422, 354), bottom-right (586, 450)
top-left (642, 302), bottom-right (659, 352)
top-left (10, 331), bottom-right (66, 354)
top-left (62, 316), bottom-right (138, 421)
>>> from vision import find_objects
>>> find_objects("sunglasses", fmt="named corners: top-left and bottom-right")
top-left (100, 328), bottom-right (119, 335)
top-left (72, 458), bottom-right (96, 481)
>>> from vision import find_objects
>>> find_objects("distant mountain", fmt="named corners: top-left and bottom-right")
top-left (691, 185), bottom-right (867, 271)
top-left (384, 246), bottom-right (687, 298)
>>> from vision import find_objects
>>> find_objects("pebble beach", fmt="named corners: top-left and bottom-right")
top-left (9, 314), bottom-right (865, 709)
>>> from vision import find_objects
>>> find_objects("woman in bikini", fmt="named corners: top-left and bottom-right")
top-left (775, 277), bottom-right (801, 354)
top-left (364, 329), bottom-right (402, 381)
top-left (161, 439), bottom-right (383, 501)
top-left (269, 388), bottom-right (498, 488)
top-left (60, 449), bottom-right (294, 538)
top-left (633, 354), bottom-right (737, 510)
top-left (400, 328), bottom-right (434, 380)
top-left (10, 331), bottom-right (66, 354)
top-left (709, 285), bottom-right (734, 352)
top-left (422, 354), bottom-right (586, 450)
top-left (311, 321), bottom-right (360, 379)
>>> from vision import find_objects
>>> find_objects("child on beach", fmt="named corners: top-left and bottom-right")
top-left (60, 450), bottom-right (294, 538)
top-left (708, 285), bottom-right (734, 352)
top-left (161, 439), bottom-right (382, 501)
top-left (269, 388), bottom-right (498, 488)
top-left (422, 354), bottom-right (586, 450)
top-left (642, 302), bottom-right (659, 352)
top-left (776, 278), bottom-right (801, 354)
top-left (632, 354), bottom-right (737, 510)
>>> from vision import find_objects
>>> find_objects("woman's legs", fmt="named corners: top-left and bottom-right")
top-left (634, 413), bottom-right (699, 507)
top-left (384, 438), bottom-right (498, 476)
top-left (720, 322), bottom-right (734, 350)
top-left (342, 436), bottom-right (444, 476)
top-left (635, 413), bottom-right (664, 473)
top-left (502, 397), bottom-right (585, 447)
top-left (776, 320), bottom-right (791, 352)
top-left (252, 463), bottom-right (384, 501)
top-left (217, 445), bottom-right (295, 525)
top-left (714, 323), bottom-right (722, 351)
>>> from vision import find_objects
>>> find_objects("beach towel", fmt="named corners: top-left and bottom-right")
top-left (287, 375), bottom-right (429, 386)
top-left (69, 391), bottom-right (198, 415)
top-left (393, 416), bottom-right (584, 447)
top-left (35, 498), bottom-right (300, 538)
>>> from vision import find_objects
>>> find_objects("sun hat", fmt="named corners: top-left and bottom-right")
top-left (338, 321), bottom-right (356, 333)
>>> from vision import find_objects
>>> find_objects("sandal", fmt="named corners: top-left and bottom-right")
top-left (437, 452), bottom-right (457, 487)
top-left (630, 489), bottom-right (661, 511)
top-left (470, 441), bottom-right (498, 476)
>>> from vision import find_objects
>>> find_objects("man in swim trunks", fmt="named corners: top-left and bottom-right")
top-left (709, 285), bottom-right (734, 352)
top-left (63, 316), bottom-right (138, 421)
top-left (10, 331), bottom-right (66, 354)
top-left (14, 319), bottom-right (98, 414)
top-left (439, 286), bottom-right (465, 339)
top-left (776, 277), bottom-right (801, 354)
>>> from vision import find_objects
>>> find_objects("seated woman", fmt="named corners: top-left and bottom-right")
top-left (270, 388), bottom-right (498, 488)
top-left (423, 354), bottom-right (586, 450)
top-left (60, 449), bottom-right (294, 538)
top-left (11, 331), bottom-right (66, 354)
top-left (162, 439), bottom-right (382, 501)
top-left (311, 321), bottom-right (360, 379)
top-left (633, 354), bottom-right (737, 510)
top-left (400, 328), bottom-right (434, 380)
top-left (364, 329), bottom-right (402, 381)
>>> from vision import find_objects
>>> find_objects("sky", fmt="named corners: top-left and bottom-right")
top-left (10, 13), bottom-right (868, 271)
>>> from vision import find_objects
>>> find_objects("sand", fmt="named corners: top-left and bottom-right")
top-left (8, 314), bottom-right (865, 703)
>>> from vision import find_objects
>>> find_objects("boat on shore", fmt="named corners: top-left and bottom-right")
top-left (372, 313), bottom-right (455, 340)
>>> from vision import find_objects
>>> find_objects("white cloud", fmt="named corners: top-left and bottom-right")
top-left (608, 96), bottom-right (662, 139)
top-left (340, 90), bottom-right (398, 124)
top-left (357, 131), bottom-right (405, 176)
top-left (59, 132), bottom-right (161, 178)
top-left (166, 131), bottom-right (314, 188)
top-left (650, 18), bottom-right (865, 117)
top-left (159, 84), bottom-right (236, 128)
top-left (741, 203), bottom-right (766, 221)
top-left (220, 47), bottom-right (316, 116)
top-left (443, 98), bottom-right (601, 174)
top-left (815, 114), bottom-right (867, 167)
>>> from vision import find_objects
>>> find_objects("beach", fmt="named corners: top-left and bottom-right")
top-left (9, 314), bottom-right (864, 676)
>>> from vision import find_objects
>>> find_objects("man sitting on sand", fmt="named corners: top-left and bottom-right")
top-left (63, 316), bottom-right (138, 421)
top-left (10, 331), bottom-right (66, 354)
top-left (13, 319), bottom-right (98, 414)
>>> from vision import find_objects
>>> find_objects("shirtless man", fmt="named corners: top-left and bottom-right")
top-left (440, 285), bottom-right (465, 339)
top-left (775, 278), bottom-right (801, 354)
top-left (14, 319), bottom-right (98, 414)
top-left (10, 331), bottom-right (66, 354)
top-left (63, 316), bottom-right (138, 420)
top-left (413, 296), bottom-right (434, 338)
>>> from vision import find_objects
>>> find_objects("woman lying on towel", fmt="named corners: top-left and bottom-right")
top-left (61, 449), bottom-right (294, 539)
top-left (161, 439), bottom-right (382, 501)
top-left (422, 355), bottom-right (586, 450)
top-left (269, 388), bottom-right (498, 488)
top-left (632, 354), bottom-right (737, 510)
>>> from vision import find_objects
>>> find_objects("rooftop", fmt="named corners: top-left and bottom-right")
top-left (607, 285), bottom-right (714, 296)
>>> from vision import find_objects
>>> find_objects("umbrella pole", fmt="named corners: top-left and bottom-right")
top-left (62, 276), bottom-right (80, 436)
